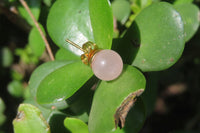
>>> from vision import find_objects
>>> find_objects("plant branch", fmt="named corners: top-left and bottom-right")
top-left (19, 0), bottom-right (55, 61)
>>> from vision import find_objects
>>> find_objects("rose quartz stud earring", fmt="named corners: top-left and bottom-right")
top-left (65, 39), bottom-right (123, 81)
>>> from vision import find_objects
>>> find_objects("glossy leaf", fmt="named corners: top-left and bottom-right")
top-left (89, 0), bottom-right (113, 49)
top-left (114, 2), bottom-right (185, 72)
top-left (112, 0), bottom-right (131, 24)
top-left (13, 104), bottom-right (50, 133)
top-left (17, 0), bottom-right (41, 26)
top-left (55, 48), bottom-right (80, 61)
top-left (47, 0), bottom-right (94, 56)
top-left (88, 65), bottom-right (146, 133)
top-left (64, 118), bottom-right (89, 133)
top-left (29, 61), bottom-right (73, 97)
top-left (29, 61), bottom-right (93, 104)
top-left (174, 3), bottom-right (200, 42)
top-left (29, 24), bottom-right (46, 57)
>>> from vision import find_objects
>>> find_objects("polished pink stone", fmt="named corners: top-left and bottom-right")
top-left (91, 49), bottom-right (123, 81)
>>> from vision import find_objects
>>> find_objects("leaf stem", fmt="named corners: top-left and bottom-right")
top-left (19, 0), bottom-right (55, 61)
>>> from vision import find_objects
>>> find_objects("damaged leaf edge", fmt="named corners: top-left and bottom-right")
top-left (114, 89), bottom-right (144, 129)
top-left (13, 104), bottom-right (51, 132)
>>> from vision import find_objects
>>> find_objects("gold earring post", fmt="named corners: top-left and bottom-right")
top-left (65, 39), bottom-right (86, 53)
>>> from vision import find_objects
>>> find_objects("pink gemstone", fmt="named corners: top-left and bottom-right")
top-left (91, 50), bottom-right (123, 81)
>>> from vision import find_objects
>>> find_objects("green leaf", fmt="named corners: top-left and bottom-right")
top-left (74, 113), bottom-right (89, 123)
top-left (173, 0), bottom-right (193, 5)
top-left (112, 0), bottom-right (131, 24)
top-left (55, 48), bottom-right (80, 61)
top-left (11, 70), bottom-right (23, 81)
top-left (23, 98), bottom-right (52, 120)
top-left (114, 2), bottom-right (185, 72)
top-left (43, 0), bottom-right (52, 7)
top-left (66, 76), bottom-right (97, 115)
top-left (0, 114), bottom-right (6, 126)
top-left (0, 47), bottom-right (13, 67)
top-left (88, 65), bottom-right (146, 133)
top-left (23, 86), bottom-right (31, 99)
top-left (89, 0), bottom-right (113, 49)
top-left (48, 110), bottom-right (69, 133)
top-left (66, 76), bottom-right (98, 123)
top-left (152, 0), bottom-right (160, 2)
top-left (0, 98), bottom-right (5, 113)
top-left (29, 61), bottom-right (93, 105)
top-left (7, 80), bottom-right (24, 98)
top-left (24, 98), bottom-right (69, 133)
top-left (13, 104), bottom-right (50, 133)
top-left (64, 118), bottom-right (89, 133)
top-left (128, 0), bottom-right (152, 28)
top-left (174, 3), bottom-right (200, 42)
top-left (0, 98), bottom-right (6, 126)
top-left (47, 0), bottom-right (94, 56)
top-left (17, 0), bottom-right (41, 26)
top-left (132, 0), bottom-right (152, 9)
top-left (127, 0), bottom-right (152, 27)
top-left (15, 45), bottom-right (39, 64)
top-left (9, 0), bottom-right (17, 2)
top-left (113, 98), bottom-right (145, 133)
top-left (29, 24), bottom-right (46, 57)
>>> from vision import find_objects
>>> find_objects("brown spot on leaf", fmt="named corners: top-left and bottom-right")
top-left (114, 89), bottom-right (144, 129)
top-left (142, 59), bottom-right (146, 64)
top-left (170, 58), bottom-right (174, 62)
top-left (15, 111), bottom-right (25, 121)
top-left (51, 106), bottom-right (56, 110)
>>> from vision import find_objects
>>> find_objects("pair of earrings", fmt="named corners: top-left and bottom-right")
top-left (66, 39), bottom-right (123, 81)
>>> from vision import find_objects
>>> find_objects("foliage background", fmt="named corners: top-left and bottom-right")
top-left (0, 0), bottom-right (200, 133)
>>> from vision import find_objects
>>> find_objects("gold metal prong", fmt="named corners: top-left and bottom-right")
top-left (65, 39), bottom-right (86, 53)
